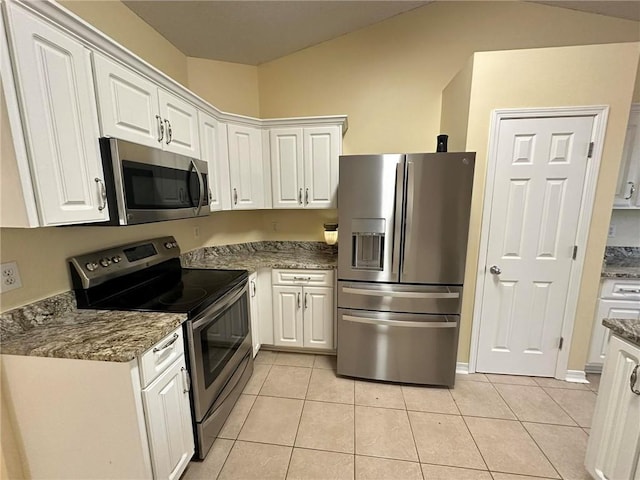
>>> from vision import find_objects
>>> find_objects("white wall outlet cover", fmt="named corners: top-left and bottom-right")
top-left (608, 224), bottom-right (616, 237)
top-left (1, 261), bottom-right (22, 292)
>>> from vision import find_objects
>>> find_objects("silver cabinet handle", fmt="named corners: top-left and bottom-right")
top-left (208, 189), bottom-right (213, 203)
top-left (304, 292), bottom-right (308, 309)
top-left (164, 119), bottom-right (172, 144)
top-left (625, 181), bottom-right (636, 200)
top-left (95, 178), bottom-right (107, 211)
top-left (297, 292), bottom-right (301, 309)
top-left (490, 265), bottom-right (502, 275)
top-left (155, 115), bottom-right (164, 142)
top-left (305, 188), bottom-right (309, 205)
top-left (233, 188), bottom-right (238, 205)
top-left (618, 288), bottom-right (640, 294)
top-left (343, 314), bottom-right (456, 329)
top-left (181, 366), bottom-right (191, 394)
top-left (298, 188), bottom-right (303, 205)
top-left (631, 365), bottom-right (640, 395)
top-left (153, 333), bottom-right (179, 353)
top-left (293, 276), bottom-right (312, 282)
top-left (342, 286), bottom-right (459, 299)
top-left (250, 280), bottom-right (256, 297)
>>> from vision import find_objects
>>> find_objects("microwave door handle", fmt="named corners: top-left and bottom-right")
top-left (191, 160), bottom-right (205, 215)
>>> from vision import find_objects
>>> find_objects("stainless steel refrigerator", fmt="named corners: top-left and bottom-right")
top-left (337, 152), bottom-right (475, 387)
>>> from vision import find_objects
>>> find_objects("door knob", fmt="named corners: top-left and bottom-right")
top-left (489, 265), bottom-right (502, 275)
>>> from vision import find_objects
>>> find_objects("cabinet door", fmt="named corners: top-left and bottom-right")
top-left (93, 54), bottom-right (160, 149)
top-left (159, 89), bottom-right (200, 158)
top-left (142, 356), bottom-right (194, 480)
top-left (586, 335), bottom-right (640, 480)
top-left (270, 128), bottom-right (304, 208)
top-left (7, 5), bottom-right (108, 225)
top-left (249, 272), bottom-right (261, 357)
top-left (199, 111), bottom-right (231, 211)
top-left (228, 124), bottom-right (264, 209)
top-left (587, 299), bottom-right (640, 366)
top-left (614, 105), bottom-right (640, 207)
top-left (272, 285), bottom-right (303, 347)
top-left (303, 286), bottom-right (334, 349)
top-left (303, 125), bottom-right (340, 209)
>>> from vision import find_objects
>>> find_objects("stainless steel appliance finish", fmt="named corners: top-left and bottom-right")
top-left (97, 138), bottom-right (209, 225)
top-left (337, 152), bottom-right (475, 387)
top-left (69, 237), bottom-right (252, 461)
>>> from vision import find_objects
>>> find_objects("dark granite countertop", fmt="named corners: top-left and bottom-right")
top-left (0, 292), bottom-right (187, 362)
top-left (602, 247), bottom-right (640, 279)
top-left (603, 318), bottom-right (640, 348)
top-left (0, 242), bottom-right (335, 362)
top-left (181, 241), bottom-right (338, 271)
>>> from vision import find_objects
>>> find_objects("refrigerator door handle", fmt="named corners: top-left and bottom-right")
top-left (342, 314), bottom-right (456, 329)
top-left (342, 287), bottom-right (459, 299)
top-left (402, 160), bottom-right (415, 276)
top-left (391, 161), bottom-right (404, 275)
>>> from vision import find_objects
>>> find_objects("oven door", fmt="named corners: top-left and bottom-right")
top-left (186, 280), bottom-right (252, 421)
top-left (105, 138), bottom-right (209, 224)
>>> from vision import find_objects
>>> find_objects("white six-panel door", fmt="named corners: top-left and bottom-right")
top-left (198, 111), bottom-right (230, 211)
top-left (8, 5), bottom-right (108, 225)
top-left (476, 116), bottom-right (594, 376)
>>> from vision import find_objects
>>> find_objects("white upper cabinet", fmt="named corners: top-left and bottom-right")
top-left (5, 3), bottom-right (108, 226)
top-left (199, 111), bottom-right (231, 211)
top-left (614, 104), bottom-right (640, 208)
top-left (228, 124), bottom-right (264, 209)
top-left (93, 54), bottom-right (200, 158)
top-left (270, 125), bottom-right (341, 209)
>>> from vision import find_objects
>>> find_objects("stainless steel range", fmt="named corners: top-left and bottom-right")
top-left (69, 236), bottom-right (253, 459)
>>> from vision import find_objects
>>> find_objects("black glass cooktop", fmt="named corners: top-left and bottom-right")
top-left (78, 264), bottom-right (248, 317)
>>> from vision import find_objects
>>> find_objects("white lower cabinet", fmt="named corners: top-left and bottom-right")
top-left (249, 271), bottom-right (261, 356)
top-left (585, 334), bottom-right (640, 480)
top-left (1, 327), bottom-right (194, 479)
top-left (142, 356), bottom-right (194, 480)
top-left (271, 269), bottom-right (334, 350)
top-left (587, 278), bottom-right (640, 369)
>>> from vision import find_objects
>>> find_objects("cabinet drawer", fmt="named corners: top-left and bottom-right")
top-left (272, 269), bottom-right (334, 287)
top-left (139, 327), bottom-right (184, 387)
top-left (601, 279), bottom-right (640, 300)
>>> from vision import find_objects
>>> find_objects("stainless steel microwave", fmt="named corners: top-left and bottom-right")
top-left (96, 138), bottom-right (209, 225)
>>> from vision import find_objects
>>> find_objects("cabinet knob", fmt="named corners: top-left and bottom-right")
top-left (624, 181), bottom-right (636, 200)
top-left (631, 364), bottom-right (640, 395)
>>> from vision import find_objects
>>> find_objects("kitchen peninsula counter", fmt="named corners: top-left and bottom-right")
top-left (0, 292), bottom-right (186, 362)
top-left (181, 241), bottom-right (338, 271)
top-left (603, 318), bottom-right (640, 347)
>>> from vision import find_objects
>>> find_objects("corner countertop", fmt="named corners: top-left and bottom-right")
top-left (181, 241), bottom-right (338, 271)
top-left (603, 318), bottom-right (640, 348)
top-left (602, 247), bottom-right (640, 279)
top-left (0, 241), bottom-right (336, 362)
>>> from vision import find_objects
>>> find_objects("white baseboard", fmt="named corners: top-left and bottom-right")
top-left (585, 363), bottom-right (603, 374)
top-left (564, 370), bottom-right (589, 383)
top-left (456, 362), bottom-right (469, 374)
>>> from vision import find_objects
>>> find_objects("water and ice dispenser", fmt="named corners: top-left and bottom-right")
top-left (351, 218), bottom-right (386, 271)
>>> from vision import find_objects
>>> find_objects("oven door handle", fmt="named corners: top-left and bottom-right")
top-left (190, 281), bottom-right (248, 331)
top-left (191, 159), bottom-right (205, 216)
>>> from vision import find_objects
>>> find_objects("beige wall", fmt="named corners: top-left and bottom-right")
top-left (59, 0), bottom-right (188, 86)
top-left (440, 57), bottom-right (474, 153)
top-left (187, 57), bottom-right (260, 117)
top-left (258, 1), bottom-right (639, 154)
top-left (460, 43), bottom-right (640, 371)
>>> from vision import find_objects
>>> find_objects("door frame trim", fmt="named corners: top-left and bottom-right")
top-left (469, 105), bottom-right (609, 379)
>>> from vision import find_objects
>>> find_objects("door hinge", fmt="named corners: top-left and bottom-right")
top-left (572, 245), bottom-right (578, 260)
top-left (559, 337), bottom-right (564, 350)
top-left (587, 142), bottom-right (594, 158)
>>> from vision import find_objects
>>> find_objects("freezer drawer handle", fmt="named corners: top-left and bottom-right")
top-left (343, 314), bottom-right (456, 328)
top-left (342, 287), bottom-right (459, 299)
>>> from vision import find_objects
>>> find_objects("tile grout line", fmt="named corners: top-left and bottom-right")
top-left (401, 386), bottom-right (426, 480)
top-left (540, 385), bottom-right (594, 428)
top-left (459, 415), bottom-right (490, 473)
top-left (284, 364), bottom-right (314, 479)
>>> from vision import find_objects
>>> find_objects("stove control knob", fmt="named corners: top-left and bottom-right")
top-left (164, 242), bottom-right (173, 249)
top-left (99, 257), bottom-right (112, 267)
top-left (85, 262), bottom-right (99, 272)
top-left (111, 255), bottom-right (122, 264)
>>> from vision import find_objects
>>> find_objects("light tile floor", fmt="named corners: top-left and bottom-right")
top-left (182, 351), bottom-right (599, 480)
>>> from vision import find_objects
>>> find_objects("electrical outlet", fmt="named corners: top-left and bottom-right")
top-left (272, 222), bottom-right (278, 232)
top-left (1, 262), bottom-right (22, 293)
top-left (194, 226), bottom-right (200, 239)
top-left (608, 224), bottom-right (616, 238)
